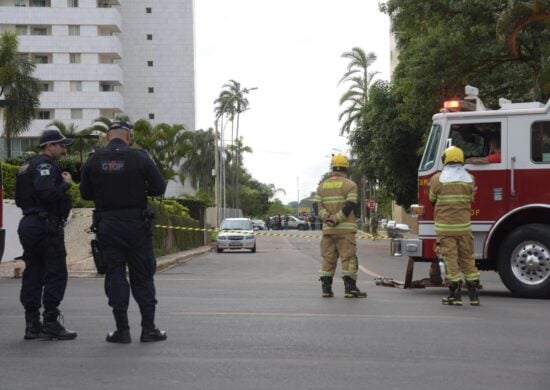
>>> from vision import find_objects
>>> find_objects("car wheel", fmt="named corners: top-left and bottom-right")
top-left (251, 245), bottom-right (256, 253)
top-left (217, 247), bottom-right (223, 253)
top-left (298, 224), bottom-right (305, 231)
top-left (497, 224), bottom-right (550, 298)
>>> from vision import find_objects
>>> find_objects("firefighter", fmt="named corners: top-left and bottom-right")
top-left (429, 146), bottom-right (480, 306)
top-left (314, 154), bottom-right (366, 298)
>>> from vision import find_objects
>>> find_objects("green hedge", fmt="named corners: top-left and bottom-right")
top-left (1, 162), bottom-right (18, 198)
top-left (150, 199), bottom-right (203, 256)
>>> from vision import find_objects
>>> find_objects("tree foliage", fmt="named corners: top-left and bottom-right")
top-left (0, 32), bottom-right (41, 158)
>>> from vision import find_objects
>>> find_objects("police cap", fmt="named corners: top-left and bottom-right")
top-left (108, 121), bottom-right (133, 132)
top-left (39, 129), bottom-right (75, 148)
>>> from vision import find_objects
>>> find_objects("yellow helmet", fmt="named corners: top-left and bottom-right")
top-left (443, 146), bottom-right (464, 165)
top-left (330, 154), bottom-right (350, 169)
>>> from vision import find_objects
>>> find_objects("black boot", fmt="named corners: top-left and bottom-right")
top-left (319, 276), bottom-right (334, 297)
top-left (442, 282), bottom-right (463, 306)
top-left (343, 276), bottom-right (367, 298)
top-left (140, 310), bottom-right (167, 342)
top-left (24, 311), bottom-right (42, 340)
top-left (41, 309), bottom-right (77, 340)
top-left (106, 311), bottom-right (131, 344)
top-left (467, 281), bottom-right (480, 306)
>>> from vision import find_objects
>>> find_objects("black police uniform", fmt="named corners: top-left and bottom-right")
top-left (15, 154), bottom-right (74, 339)
top-left (80, 138), bottom-right (166, 342)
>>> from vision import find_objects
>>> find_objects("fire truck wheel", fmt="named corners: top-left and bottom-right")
top-left (497, 224), bottom-right (550, 298)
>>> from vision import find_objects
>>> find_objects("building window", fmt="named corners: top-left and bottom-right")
top-left (31, 27), bottom-right (48, 36)
top-left (69, 53), bottom-right (81, 63)
top-left (37, 110), bottom-right (51, 120)
top-left (40, 83), bottom-right (51, 91)
top-left (4, 137), bottom-right (40, 158)
top-left (68, 25), bottom-right (80, 36)
top-left (30, 0), bottom-right (46, 7)
top-left (147, 34), bottom-right (153, 40)
top-left (146, 7), bottom-right (151, 13)
top-left (147, 61), bottom-right (153, 67)
top-left (71, 109), bottom-right (83, 119)
top-left (33, 55), bottom-right (49, 64)
top-left (70, 81), bottom-right (82, 92)
top-left (67, 0), bottom-right (79, 7)
top-left (149, 113), bottom-right (155, 120)
top-left (148, 87), bottom-right (154, 93)
top-left (15, 0), bottom-right (27, 7)
top-left (100, 83), bottom-right (114, 92)
top-left (15, 25), bottom-right (27, 35)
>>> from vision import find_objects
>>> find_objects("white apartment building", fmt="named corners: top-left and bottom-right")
top-left (0, 0), bottom-right (195, 196)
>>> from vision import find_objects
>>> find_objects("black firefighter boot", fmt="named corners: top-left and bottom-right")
top-left (24, 311), bottom-right (42, 340)
top-left (319, 276), bottom-right (334, 298)
top-left (442, 282), bottom-right (463, 306)
top-left (343, 276), bottom-right (367, 298)
top-left (140, 310), bottom-right (167, 343)
top-left (466, 281), bottom-right (481, 306)
top-left (41, 309), bottom-right (77, 340)
top-left (106, 311), bottom-right (131, 344)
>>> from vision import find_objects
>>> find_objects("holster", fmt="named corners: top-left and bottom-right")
top-left (90, 210), bottom-right (106, 274)
top-left (142, 207), bottom-right (157, 234)
top-left (91, 239), bottom-right (106, 275)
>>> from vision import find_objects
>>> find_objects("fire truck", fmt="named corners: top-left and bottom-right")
top-left (388, 85), bottom-right (550, 298)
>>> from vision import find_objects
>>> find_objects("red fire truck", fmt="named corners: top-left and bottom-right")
top-left (389, 85), bottom-right (550, 298)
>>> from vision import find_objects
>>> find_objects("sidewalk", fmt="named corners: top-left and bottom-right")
top-left (0, 207), bottom-right (213, 278)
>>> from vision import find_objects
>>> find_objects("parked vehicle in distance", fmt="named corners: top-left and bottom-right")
top-left (252, 219), bottom-right (266, 230)
top-left (217, 218), bottom-right (256, 253)
top-left (270, 215), bottom-right (309, 230)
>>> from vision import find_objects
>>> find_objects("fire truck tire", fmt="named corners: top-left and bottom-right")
top-left (497, 224), bottom-right (550, 298)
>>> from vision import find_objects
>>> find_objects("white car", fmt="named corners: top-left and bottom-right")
top-left (252, 219), bottom-right (266, 230)
top-left (216, 218), bottom-right (256, 253)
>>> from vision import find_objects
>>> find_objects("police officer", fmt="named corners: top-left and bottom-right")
top-left (15, 128), bottom-right (77, 340)
top-left (429, 146), bottom-right (480, 306)
top-left (314, 154), bottom-right (367, 298)
top-left (79, 121), bottom-right (167, 343)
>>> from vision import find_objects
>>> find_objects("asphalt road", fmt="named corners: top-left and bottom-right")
top-left (0, 231), bottom-right (548, 390)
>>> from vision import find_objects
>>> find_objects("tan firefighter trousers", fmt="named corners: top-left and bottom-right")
top-left (320, 233), bottom-right (359, 280)
top-left (437, 234), bottom-right (480, 283)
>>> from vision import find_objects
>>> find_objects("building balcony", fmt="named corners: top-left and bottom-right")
top-left (40, 91), bottom-right (124, 110)
top-left (0, 6), bottom-right (121, 32)
top-left (19, 35), bottom-right (122, 56)
top-left (34, 64), bottom-right (123, 83)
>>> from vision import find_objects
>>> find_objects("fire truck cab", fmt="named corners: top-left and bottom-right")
top-left (389, 85), bottom-right (550, 298)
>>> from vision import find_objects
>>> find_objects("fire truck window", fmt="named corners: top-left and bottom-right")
top-left (419, 124), bottom-right (441, 171)
top-left (449, 122), bottom-right (501, 159)
top-left (531, 121), bottom-right (550, 163)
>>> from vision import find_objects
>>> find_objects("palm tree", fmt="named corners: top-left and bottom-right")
top-left (133, 119), bottom-right (192, 183)
top-left (213, 80), bottom-right (257, 209)
top-left (338, 48), bottom-right (379, 136)
top-left (226, 137), bottom-right (253, 208)
top-left (179, 128), bottom-right (216, 196)
top-left (0, 32), bottom-right (41, 159)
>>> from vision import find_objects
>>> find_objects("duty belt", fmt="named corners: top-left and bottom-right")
top-left (97, 208), bottom-right (145, 218)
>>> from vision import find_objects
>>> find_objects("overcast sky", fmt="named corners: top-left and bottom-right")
top-left (194, 0), bottom-right (391, 204)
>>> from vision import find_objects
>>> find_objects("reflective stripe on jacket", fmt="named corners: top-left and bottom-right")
top-left (314, 172), bottom-right (357, 235)
top-left (428, 172), bottom-right (475, 235)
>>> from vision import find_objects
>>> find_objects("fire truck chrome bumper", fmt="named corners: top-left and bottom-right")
top-left (390, 238), bottom-right (422, 257)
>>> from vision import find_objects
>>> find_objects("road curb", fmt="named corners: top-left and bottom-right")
top-left (0, 245), bottom-right (214, 279)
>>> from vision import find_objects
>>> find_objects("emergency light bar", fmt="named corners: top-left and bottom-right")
top-left (442, 99), bottom-right (476, 112)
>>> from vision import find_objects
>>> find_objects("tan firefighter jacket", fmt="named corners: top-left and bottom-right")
top-left (428, 165), bottom-right (475, 236)
top-left (314, 171), bottom-right (358, 235)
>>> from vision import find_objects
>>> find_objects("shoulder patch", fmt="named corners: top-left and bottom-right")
top-left (17, 162), bottom-right (30, 175)
top-left (36, 163), bottom-right (52, 176)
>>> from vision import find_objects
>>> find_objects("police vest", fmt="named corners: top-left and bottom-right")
top-left (88, 148), bottom-right (147, 211)
top-left (15, 155), bottom-right (71, 218)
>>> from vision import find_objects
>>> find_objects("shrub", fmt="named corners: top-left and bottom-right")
top-left (1, 162), bottom-right (19, 199)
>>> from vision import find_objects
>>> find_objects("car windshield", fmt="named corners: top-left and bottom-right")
top-left (221, 220), bottom-right (252, 230)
